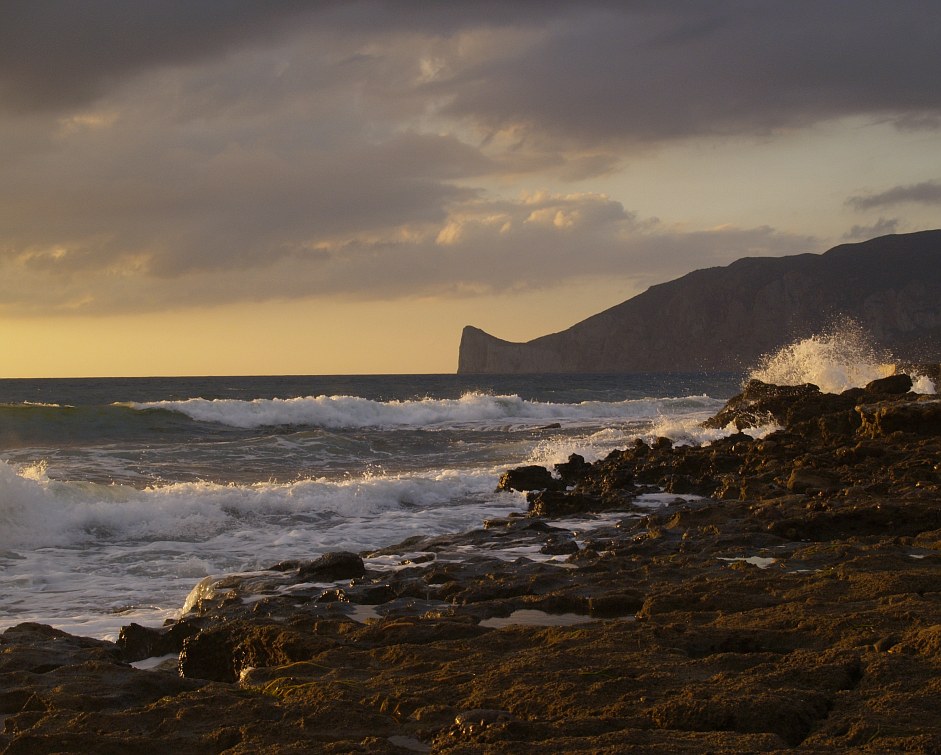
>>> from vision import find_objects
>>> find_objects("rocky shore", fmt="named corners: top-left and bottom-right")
top-left (2, 375), bottom-right (940, 753)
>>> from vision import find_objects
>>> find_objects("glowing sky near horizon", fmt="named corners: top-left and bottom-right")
top-left (1, 1), bottom-right (940, 376)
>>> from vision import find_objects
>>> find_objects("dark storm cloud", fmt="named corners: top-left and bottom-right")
top-left (847, 181), bottom-right (941, 211)
top-left (0, 0), bottom-right (583, 113)
top-left (4, 1), bottom-right (940, 139)
top-left (436, 1), bottom-right (941, 143)
top-left (0, 1), bottom-right (327, 112)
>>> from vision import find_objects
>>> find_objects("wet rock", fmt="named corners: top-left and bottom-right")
top-left (0, 623), bottom-right (121, 673)
top-left (787, 467), bottom-right (842, 495)
top-left (117, 620), bottom-right (201, 663)
top-left (297, 551), bottom-right (366, 581)
top-left (588, 590), bottom-right (644, 617)
top-left (496, 465), bottom-right (561, 492)
top-left (864, 373), bottom-right (913, 395)
top-left (179, 621), bottom-right (339, 682)
top-left (540, 534), bottom-right (579, 555)
top-left (857, 399), bottom-right (941, 438)
top-left (554, 453), bottom-right (592, 484)
top-left (527, 489), bottom-right (604, 517)
top-left (703, 379), bottom-right (822, 430)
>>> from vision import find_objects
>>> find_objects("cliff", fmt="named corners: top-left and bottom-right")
top-left (457, 230), bottom-right (941, 373)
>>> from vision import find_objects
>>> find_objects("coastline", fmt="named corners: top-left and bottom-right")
top-left (2, 375), bottom-right (940, 752)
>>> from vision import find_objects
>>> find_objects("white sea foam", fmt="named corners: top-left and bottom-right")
top-left (912, 374), bottom-right (938, 394)
top-left (129, 392), bottom-right (719, 430)
top-left (0, 458), bottom-right (525, 639)
top-left (0, 459), bottom-right (512, 551)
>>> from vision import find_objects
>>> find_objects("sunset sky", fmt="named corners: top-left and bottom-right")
top-left (2, 1), bottom-right (940, 377)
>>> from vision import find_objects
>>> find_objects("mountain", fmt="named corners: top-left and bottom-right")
top-left (457, 230), bottom-right (941, 373)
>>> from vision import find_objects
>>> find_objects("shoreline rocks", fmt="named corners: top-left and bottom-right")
top-left (2, 377), bottom-right (940, 752)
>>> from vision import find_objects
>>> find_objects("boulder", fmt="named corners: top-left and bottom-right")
top-left (297, 551), bottom-right (366, 582)
top-left (496, 465), bottom-right (561, 492)
top-left (703, 380), bottom-right (822, 430)
top-left (863, 373), bottom-right (913, 395)
top-left (554, 454), bottom-right (592, 485)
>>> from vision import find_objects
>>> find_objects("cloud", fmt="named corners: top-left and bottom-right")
top-left (0, 1), bottom-right (322, 113)
top-left (434, 2), bottom-right (941, 145)
top-left (0, 182), bottom-right (815, 316)
top-left (842, 217), bottom-right (901, 240)
top-left (4, 2), bottom-right (940, 142)
top-left (0, 2), bottom-right (922, 321)
top-left (847, 180), bottom-right (941, 211)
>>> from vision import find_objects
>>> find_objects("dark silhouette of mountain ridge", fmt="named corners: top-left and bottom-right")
top-left (457, 230), bottom-right (941, 373)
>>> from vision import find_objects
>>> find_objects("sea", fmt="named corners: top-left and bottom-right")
top-left (0, 330), bottom-right (934, 641)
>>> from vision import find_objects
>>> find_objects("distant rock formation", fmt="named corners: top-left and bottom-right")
top-left (457, 230), bottom-right (941, 373)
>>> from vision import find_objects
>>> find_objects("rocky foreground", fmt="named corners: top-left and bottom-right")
top-left (2, 376), bottom-right (941, 753)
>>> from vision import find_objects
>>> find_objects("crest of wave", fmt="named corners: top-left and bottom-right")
top-left (748, 320), bottom-right (900, 394)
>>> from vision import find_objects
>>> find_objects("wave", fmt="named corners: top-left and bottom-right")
top-left (0, 401), bottom-right (214, 450)
top-left (748, 320), bottom-right (936, 394)
top-left (129, 392), bottom-right (724, 430)
top-left (0, 458), bottom-right (510, 551)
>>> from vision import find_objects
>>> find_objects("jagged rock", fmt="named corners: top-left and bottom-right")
top-left (857, 399), bottom-right (941, 438)
top-left (179, 620), bottom-right (339, 682)
top-left (297, 551), bottom-right (366, 581)
top-left (527, 490), bottom-right (604, 517)
top-left (703, 379), bottom-right (823, 430)
top-left (787, 467), bottom-right (842, 495)
top-left (0, 623), bottom-right (121, 673)
top-left (496, 465), bottom-right (561, 492)
top-left (540, 534), bottom-right (579, 555)
top-left (864, 373), bottom-right (913, 395)
top-left (554, 453), bottom-right (592, 484)
top-left (117, 621), bottom-right (201, 662)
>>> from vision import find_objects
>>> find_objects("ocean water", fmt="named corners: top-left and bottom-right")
top-left (1, 334), bottom-right (933, 642)
top-left (0, 372), bottom-right (741, 640)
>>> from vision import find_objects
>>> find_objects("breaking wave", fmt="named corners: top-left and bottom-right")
top-left (748, 320), bottom-right (935, 394)
top-left (0, 458), bottom-right (509, 552)
top-left (130, 392), bottom-right (723, 430)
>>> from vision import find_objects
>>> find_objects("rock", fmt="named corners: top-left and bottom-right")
top-left (8, 376), bottom-right (941, 752)
top-left (496, 465), bottom-right (560, 492)
top-left (117, 620), bottom-right (201, 662)
top-left (857, 399), bottom-right (941, 438)
top-left (297, 551), bottom-right (366, 581)
top-left (703, 379), bottom-right (823, 430)
top-left (179, 621), bottom-right (339, 682)
top-left (540, 534), bottom-right (579, 555)
top-left (554, 453), bottom-right (592, 484)
top-left (0, 623), bottom-right (121, 673)
top-left (453, 708), bottom-right (518, 736)
top-left (864, 373), bottom-right (913, 395)
top-left (527, 490), bottom-right (604, 517)
top-left (787, 468), bottom-right (842, 495)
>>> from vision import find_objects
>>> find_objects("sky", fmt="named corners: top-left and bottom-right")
top-left (2, 1), bottom-right (940, 377)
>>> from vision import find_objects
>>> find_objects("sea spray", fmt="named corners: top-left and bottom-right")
top-left (749, 320), bottom-right (895, 393)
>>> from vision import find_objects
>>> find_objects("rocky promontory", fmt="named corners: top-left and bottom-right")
top-left (2, 377), bottom-right (940, 752)
top-left (458, 230), bottom-right (941, 373)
